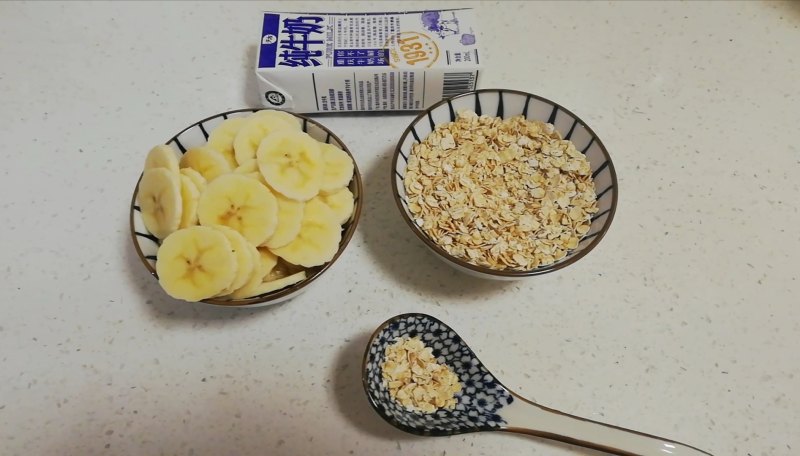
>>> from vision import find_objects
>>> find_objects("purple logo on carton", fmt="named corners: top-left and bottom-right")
top-left (460, 34), bottom-right (476, 45)
top-left (420, 11), bottom-right (460, 38)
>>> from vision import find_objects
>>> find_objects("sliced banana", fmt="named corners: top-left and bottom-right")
top-left (233, 113), bottom-right (298, 165)
top-left (234, 158), bottom-right (258, 174)
top-left (197, 174), bottom-right (278, 246)
top-left (254, 271), bottom-right (307, 295)
top-left (207, 117), bottom-right (247, 169)
top-left (314, 187), bottom-right (354, 225)
top-left (156, 226), bottom-right (237, 301)
top-left (210, 225), bottom-right (253, 294)
top-left (263, 194), bottom-right (305, 249)
top-left (180, 167), bottom-right (207, 192)
top-left (179, 146), bottom-right (232, 182)
top-left (138, 168), bottom-right (183, 239)
top-left (254, 109), bottom-right (303, 130)
top-left (178, 175), bottom-right (200, 228)
top-left (248, 172), bottom-right (266, 183)
top-left (144, 144), bottom-right (180, 174)
top-left (258, 248), bottom-right (279, 280)
top-left (264, 260), bottom-right (291, 282)
top-left (244, 242), bottom-right (262, 286)
top-left (225, 244), bottom-right (270, 300)
top-left (318, 143), bottom-right (354, 194)
top-left (230, 270), bottom-right (307, 300)
top-left (140, 109), bottom-right (355, 303)
top-left (270, 199), bottom-right (341, 267)
top-left (257, 130), bottom-right (323, 201)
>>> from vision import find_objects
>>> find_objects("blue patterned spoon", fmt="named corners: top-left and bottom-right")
top-left (362, 313), bottom-right (713, 456)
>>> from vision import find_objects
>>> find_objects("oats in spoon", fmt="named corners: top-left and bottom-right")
top-left (381, 337), bottom-right (462, 413)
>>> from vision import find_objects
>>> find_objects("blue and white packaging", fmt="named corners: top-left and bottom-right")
top-left (255, 9), bottom-right (481, 113)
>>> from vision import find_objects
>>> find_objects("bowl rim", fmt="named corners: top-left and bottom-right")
top-left (390, 88), bottom-right (618, 277)
top-left (129, 108), bottom-right (363, 306)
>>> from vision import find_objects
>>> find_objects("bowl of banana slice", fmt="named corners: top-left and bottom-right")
top-left (130, 109), bottom-right (362, 307)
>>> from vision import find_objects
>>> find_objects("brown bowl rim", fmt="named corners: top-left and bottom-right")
top-left (390, 88), bottom-right (618, 277)
top-left (129, 108), bottom-right (363, 306)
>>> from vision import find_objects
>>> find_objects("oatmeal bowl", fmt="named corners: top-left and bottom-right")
top-left (391, 89), bottom-right (617, 280)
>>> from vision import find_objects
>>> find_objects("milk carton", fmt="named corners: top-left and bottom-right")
top-left (255, 9), bottom-right (481, 113)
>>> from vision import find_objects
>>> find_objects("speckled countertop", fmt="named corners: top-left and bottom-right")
top-left (1, 1), bottom-right (798, 455)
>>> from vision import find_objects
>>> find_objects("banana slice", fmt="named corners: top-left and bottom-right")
top-left (318, 143), bottom-right (354, 194)
top-left (156, 226), bottom-right (237, 301)
top-left (180, 167), bottom-right (207, 192)
top-left (197, 174), bottom-right (278, 245)
top-left (229, 270), bottom-right (307, 300)
top-left (238, 171), bottom-right (268, 186)
top-left (225, 243), bottom-right (270, 300)
top-left (258, 248), bottom-right (279, 280)
top-left (314, 187), bottom-right (354, 225)
top-left (254, 271), bottom-right (307, 295)
top-left (257, 130), bottom-right (323, 201)
top-left (254, 109), bottom-right (303, 130)
top-left (264, 260), bottom-right (291, 282)
top-left (178, 175), bottom-right (200, 228)
top-left (179, 146), bottom-right (232, 182)
top-left (263, 194), bottom-right (305, 249)
top-left (144, 144), bottom-right (180, 174)
top-left (138, 168), bottom-right (183, 239)
top-left (207, 117), bottom-right (247, 169)
top-left (234, 159), bottom-right (258, 174)
top-left (210, 225), bottom-right (254, 294)
top-left (233, 113), bottom-right (298, 165)
top-left (270, 199), bottom-right (341, 267)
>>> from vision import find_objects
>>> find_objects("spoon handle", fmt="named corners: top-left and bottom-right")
top-left (500, 393), bottom-right (713, 456)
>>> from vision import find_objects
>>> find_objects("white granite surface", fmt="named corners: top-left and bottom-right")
top-left (1, 1), bottom-right (798, 455)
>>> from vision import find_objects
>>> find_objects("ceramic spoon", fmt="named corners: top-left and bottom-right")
top-left (362, 313), bottom-right (713, 456)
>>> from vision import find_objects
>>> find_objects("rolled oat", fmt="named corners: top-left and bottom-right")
top-left (403, 110), bottom-right (598, 270)
top-left (381, 337), bottom-right (461, 413)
